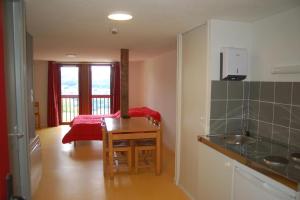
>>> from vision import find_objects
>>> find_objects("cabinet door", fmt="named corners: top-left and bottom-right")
top-left (233, 164), bottom-right (296, 200)
top-left (197, 143), bottom-right (233, 200)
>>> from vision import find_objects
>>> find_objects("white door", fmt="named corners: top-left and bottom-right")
top-left (4, 0), bottom-right (31, 199)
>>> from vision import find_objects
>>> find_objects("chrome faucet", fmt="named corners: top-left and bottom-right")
top-left (242, 128), bottom-right (250, 137)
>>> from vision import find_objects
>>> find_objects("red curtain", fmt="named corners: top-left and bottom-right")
top-left (47, 61), bottom-right (61, 127)
top-left (110, 62), bottom-right (120, 113)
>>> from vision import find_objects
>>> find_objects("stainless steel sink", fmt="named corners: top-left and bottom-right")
top-left (223, 135), bottom-right (256, 145)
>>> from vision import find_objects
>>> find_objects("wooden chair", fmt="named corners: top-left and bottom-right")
top-left (34, 102), bottom-right (41, 129)
top-left (134, 139), bottom-right (156, 173)
top-left (102, 125), bottom-right (132, 176)
top-left (134, 117), bottom-right (161, 173)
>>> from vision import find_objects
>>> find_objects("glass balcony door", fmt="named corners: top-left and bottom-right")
top-left (60, 66), bottom-right (79, 123)
top-left (90, 65), bottom-right (111, 115)
top-left (59, 64), bottom-right (112, 123)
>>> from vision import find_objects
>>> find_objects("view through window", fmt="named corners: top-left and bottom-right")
top-left (91, 65), bottom-right (111, 115)
top-left (60, 65), bottom-right (112, 123)
top-left (60, 66), bottom-right (79, 123)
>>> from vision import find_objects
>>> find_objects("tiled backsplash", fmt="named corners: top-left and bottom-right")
top-left (210, 81), bottom-right (300, 147)
top-left (247, 81), bottom-right (300, 147)
top-left (210, 81), bottom-right (248, 134)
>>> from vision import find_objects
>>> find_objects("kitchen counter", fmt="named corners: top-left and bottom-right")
top-left (198, 135), bottom-right (300, 191)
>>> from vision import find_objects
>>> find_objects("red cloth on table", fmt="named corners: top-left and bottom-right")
top-left (103, 107), bottom-right (161, 122)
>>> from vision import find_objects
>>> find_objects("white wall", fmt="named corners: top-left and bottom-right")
top-left (251, 6), bottom-right (300, 81)
top-left (129, 61), bottom-right (145, 108)
top-left (208, 7), bottom-right (300, 82)
top-left (33, 60), bottom-right (48, 128)
top-left (178, 24), bottom-right (209, 199)
top-left (139, 50), bottom-right (177, 151)
top-left (208, 20), bottom-right (253, 81)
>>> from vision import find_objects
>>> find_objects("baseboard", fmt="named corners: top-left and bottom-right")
top-left (177, 184), bottom-right (196, 200)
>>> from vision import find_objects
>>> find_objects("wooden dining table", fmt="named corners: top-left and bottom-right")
top-left (104, 117), bottom-right (161, 178)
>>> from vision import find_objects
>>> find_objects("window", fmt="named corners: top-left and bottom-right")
top-left (91, 65), bottom-right (111, 115)
top-left (60, 66), bottom-right (79, 123)
top-left (59, 64), bottom-right (112, 123)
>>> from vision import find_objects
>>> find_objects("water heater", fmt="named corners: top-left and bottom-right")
top-left (220, 47), bottom-right (248, 80)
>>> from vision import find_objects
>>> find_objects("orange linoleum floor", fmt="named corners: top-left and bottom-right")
top-left (33, 125), bottom-right (189, 200)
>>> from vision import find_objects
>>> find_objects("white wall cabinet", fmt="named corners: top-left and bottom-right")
top-left (197, 142), bottom-right (233, 200)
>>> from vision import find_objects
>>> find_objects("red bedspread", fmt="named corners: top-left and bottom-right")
top-left (62, 107), bottom-right (161, 144)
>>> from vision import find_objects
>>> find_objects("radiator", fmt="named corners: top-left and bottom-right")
top-left (30, 135), bottom-right (42, 195)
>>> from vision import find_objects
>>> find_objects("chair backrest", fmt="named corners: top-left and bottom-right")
top-left (101, 120), bottom-right (109, 148)
top-left (34, 102), bottom-right (41, 129)
top-left (34, 102), bottom-right (39, 114)
top-left (147, 116), bottom-right (161, 128)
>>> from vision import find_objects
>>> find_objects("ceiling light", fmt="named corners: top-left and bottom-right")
top-left (108, 12), bottom-right (133, 21)
top-left (66, 54), bottom-right (77, 58)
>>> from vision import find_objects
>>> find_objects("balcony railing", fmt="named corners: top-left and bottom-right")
top-left (60, 95), bottom-right (111, 123)
top-left (91, 95), bottom-right (111, 115)
top-left (61, 95), bottom-right (79, 123)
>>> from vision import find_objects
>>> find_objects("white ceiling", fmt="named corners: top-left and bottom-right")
top-left (26, 0), bottom-right (300, 62)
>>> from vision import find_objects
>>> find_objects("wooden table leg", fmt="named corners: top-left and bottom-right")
top-left (102, 128), bottom-right (107, 176)
top-left (156, 130), bottom-right (161, 175)
top-left (130, 140), bottom-right (135, 171)
top-left (108, 133), bottom-right (114, 179)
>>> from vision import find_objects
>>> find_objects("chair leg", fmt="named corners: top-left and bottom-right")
top-left (130, 140), bottom-right (135, 170)
top-left (128, 150), bottom-right (132, 172)
top-left (135, 148), bottom-right (139, 173)
top-left (108, 138), bottom-right (114, 179)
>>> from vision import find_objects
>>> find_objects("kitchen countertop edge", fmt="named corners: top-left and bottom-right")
top-left (198, 135), bottom-right (299, 191)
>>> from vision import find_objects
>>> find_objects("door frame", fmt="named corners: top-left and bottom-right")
top-left (175, 33), bottom-right (182, 185)
top-left (4, 0), bottom-right (31, 199)
top-left (0, 0), bottom-right (10, 199)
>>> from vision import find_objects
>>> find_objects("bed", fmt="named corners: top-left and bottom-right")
top-left (62, 107), bottom-right (161, 144)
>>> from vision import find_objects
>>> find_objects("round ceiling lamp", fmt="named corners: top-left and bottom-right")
top-left (108, 12), bottom-right (133, 21)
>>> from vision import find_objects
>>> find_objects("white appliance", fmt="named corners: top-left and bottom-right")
top-left (30, 135), bottom-right (42, 196)
top-left (220, 47), bottom-right (248, 80)
top-left (272, 65), bottom-right (300, 74)
top-left (233, 162), bottom-right (298, 200)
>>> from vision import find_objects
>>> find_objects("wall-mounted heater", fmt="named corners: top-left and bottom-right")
top-left (272, 65), bottom-right (300, 74)
top-left (220, 47), bottom-right (248, 81)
